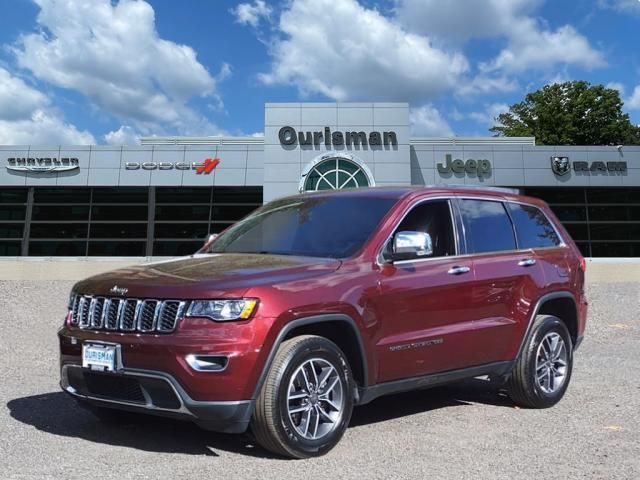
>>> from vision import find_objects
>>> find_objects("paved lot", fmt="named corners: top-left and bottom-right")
top-left (0, 279), bottom-right (638, 479)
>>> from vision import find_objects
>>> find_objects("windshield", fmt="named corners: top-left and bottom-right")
top-left (207, 195), bottom-right (397, 258)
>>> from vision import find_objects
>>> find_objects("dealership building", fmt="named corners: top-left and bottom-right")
top-left (1, 102), bottom-right (639, 258)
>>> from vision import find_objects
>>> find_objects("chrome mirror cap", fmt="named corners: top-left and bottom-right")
top-left (390, 231), bottom-right (433, 261)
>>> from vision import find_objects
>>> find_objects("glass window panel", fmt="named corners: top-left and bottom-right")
top-left (574, 242), bottom-right (590, 257)
top-left (155, 205), bottom-right (209, 221)
top-left (88, 242), bottom-right (146, 256)
top-left (589, 223), bottom-right (640, 241)
top-left (562, 223), bottom-right (588, 241)
top-left (213, 187), bottom-right (262, 204)
top-left (90, 223), bottom-right (147, 239)
top-left (458, 199), bottom-right (516, 254)
top-left (589, 242), bottom-right (640, 258)
top-left (31, 205), bottom-right (89, 221)
top-left (211, 222), bottom-right (233, 234)
top-left (390, 200), bottom-right (455, 257)
top-left (0, 188), bottom-right (27, 203)
top-left (587, 188), bottom-right (640, 203)
top-left (30, 223), bottom-right (87, 239)
top-left (156, 187), bottom-right (211, 204)
top-left (153, 241), bottom-right (202, 256)
top-left (0, 241), bottom-right (21, 255)
top-left (154, 223), bottom-right (209, 239)
top-left (588, 206), bottom-right (640, 222)
top-left (212, 204), bottom-right (257, 222)
top-left (29, 241), bottom-right (87, 256)
top-left (33, 188), bottom-right (90, 203)
top-left (507, 203), bottom-right (560, 248)
top-left (549, 205), bottom-right (587, 222)
top-left (0, 223), bottom-right (24, 239)
top-left (523, 188), bottom-right (585, 204)
top-left (91, 205), bottom-right (147, 221)
top-left (0, 206), bottom-right (26, 220)
top-left (92, 187), bottom-right (148, 203)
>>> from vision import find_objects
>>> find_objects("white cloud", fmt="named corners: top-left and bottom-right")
top-left (258, 0), bottom-right (468, 101)
top-left (0, 68), bottom-right (49, 120)
top-left (598, 0), bottom-right (640, 14)
top-left (607, 82), bottom-right (625, 96)
top-left (627, 85), bottom-right (640, 110)
top-left (483, 22), bottom-right (606, 73)
top-left (13, 0), bottom-right (226, 135)
top-left (395, 0), bottom-right (540, 44)
top-left (396, 0), bottom-right (604, 87)
top-left (468, 103), bottom-right (509, 126)
top-left (0, 66), bottom-right (95, 144)
top-left (231, 0), bottom-right (272, 27)
top-left (0, 110), bottom-right (95, 144)
top-left (457, 74), bottom-right (519, 97)
top-left (104, 126), bottom-right (140, 145)
top-left (410, 105), bottom-right (454, 136)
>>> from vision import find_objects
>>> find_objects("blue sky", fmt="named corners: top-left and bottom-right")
top-left (0, 0), bottom-right (639, 144)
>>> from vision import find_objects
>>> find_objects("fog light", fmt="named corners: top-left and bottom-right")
top-left (185, 354), bottom-right (228, 372)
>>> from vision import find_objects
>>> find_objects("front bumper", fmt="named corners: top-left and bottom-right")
top-left (61, 364), bottom-right (253, 433)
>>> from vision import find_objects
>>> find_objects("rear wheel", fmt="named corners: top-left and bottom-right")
top-left (508, 315), bottom-right (573, 408)
top-left (251, 335), bottom-right (354, 458)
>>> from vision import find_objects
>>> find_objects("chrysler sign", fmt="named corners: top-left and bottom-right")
top-left (6, 157), bottom-right (79, 173)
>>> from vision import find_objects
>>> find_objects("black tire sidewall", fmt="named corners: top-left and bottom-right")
top-left (274, 338), bottom-right (354, 457)
top-left (525, 317), bottom-right (573, 407)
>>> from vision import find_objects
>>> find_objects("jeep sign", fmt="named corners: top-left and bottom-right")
top-left (437, 154), bottom-right (492, 176)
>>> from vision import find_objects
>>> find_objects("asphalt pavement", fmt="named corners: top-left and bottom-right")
top-left (0, 279), bottom-right (638, 479)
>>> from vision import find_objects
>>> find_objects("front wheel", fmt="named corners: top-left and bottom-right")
top-left (508, 315), bottom-right (573, 408)
top-left (251, 335), bottom-right (355, 458)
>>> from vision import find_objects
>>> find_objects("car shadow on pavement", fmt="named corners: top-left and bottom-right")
top-left (7, 379), bottom-right (513, 458)
top-left (6, 391), bottom-right (269, 458)
top-left (350, 378), bottom-right (514, 427)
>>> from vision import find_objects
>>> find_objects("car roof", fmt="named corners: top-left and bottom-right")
top-left (280, 186), bottom-right (547, 208)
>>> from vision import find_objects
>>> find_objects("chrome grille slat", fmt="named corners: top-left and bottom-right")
top-left (73, 295), bottom-right (183, 333)
top-left (91, 297), bottom-right (106, 328)
top-left (71, 295), bottom-right (81, 325)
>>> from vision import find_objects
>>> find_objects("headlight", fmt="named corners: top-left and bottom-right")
top-left (186, 299), bottom-right (258, 322)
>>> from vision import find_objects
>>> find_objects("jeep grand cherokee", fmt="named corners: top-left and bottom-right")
top-left (59, 187), bottom-right (587, 458)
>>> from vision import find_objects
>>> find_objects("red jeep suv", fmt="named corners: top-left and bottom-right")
top-left (59, 187), bottom-right (587, 458)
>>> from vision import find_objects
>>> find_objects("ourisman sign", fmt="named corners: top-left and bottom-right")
top-left (279, 126), bottom-right (398, 147)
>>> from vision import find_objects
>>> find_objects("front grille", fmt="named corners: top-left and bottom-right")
top-left (70, 295), bottom-right (186, 333)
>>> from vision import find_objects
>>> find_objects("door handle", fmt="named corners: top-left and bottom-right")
top-left (518, 258), bottom-right (536, 267)
top-left (447, 265), bottom-right (470, 275)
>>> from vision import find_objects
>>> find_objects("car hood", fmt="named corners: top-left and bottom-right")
top-left (73, 253), bottom-right (342, 299)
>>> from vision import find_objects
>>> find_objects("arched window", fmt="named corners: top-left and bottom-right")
top-left (300, 155), bottom-right (374, 193)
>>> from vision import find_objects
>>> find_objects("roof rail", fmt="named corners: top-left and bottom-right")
top-left (426, 185), bottom-right (521, 194)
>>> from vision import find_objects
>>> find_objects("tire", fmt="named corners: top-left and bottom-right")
top-left (251, 335), bottom-right (355, 458)
top-left (507, 314), bottom-right (573, 408)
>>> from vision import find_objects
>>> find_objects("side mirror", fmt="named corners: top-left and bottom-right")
top-left (387, 231), bottom-right (433, 262)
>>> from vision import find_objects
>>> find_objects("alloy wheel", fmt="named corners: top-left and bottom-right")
top-left (286, 358), bottom-right (345, 440)
top-left (535, 332), bottom-right (568, 394)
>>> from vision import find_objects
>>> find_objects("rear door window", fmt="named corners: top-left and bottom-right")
top-left (507, 203), bottom-right (562, 248)
top-left (458, 199), bottom-right (516, 254)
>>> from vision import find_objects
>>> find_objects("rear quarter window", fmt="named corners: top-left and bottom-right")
top-left (507, 203), bottom-right (562, 248)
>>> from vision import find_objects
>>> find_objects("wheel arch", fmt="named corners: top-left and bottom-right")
top-left (251, 314), bottom-right (369, 401)
top-left (517, 291), bottom-right (578, 359)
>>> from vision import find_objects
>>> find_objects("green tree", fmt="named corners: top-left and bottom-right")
top-left (490, 81), bottom-right (640, 145)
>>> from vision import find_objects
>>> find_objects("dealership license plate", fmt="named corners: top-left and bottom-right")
top-left (82, 343), bottom-right (118, 372)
